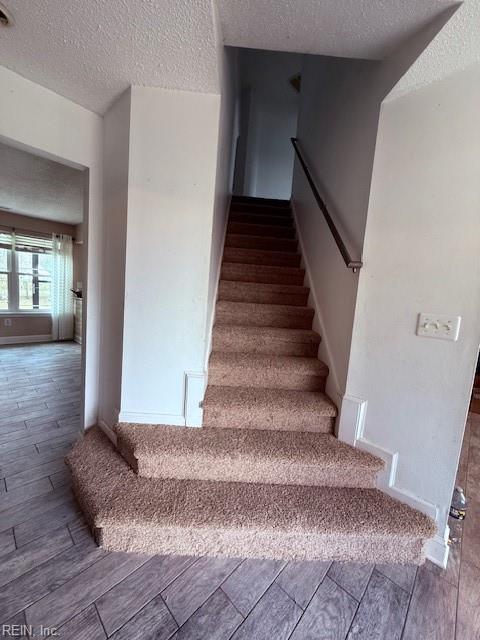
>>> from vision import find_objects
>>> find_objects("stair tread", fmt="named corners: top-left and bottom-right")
top-left (226, 234), bottom-right (298, 252)
top-left (216, 300), bottom-right (313, 317)
top-left (209, 351), bottom-right (328, 375)
top-left (213, 325), bottom-right (321, 344)
top-left (67, 428), bottom-right (436, 562)
top-left (219, 280), bottom-right (309, 295)
top-left (232, 195), bottom-right (291, 208)
top-left (228, 222), bottom-right (295, 238)
top-left (204, 386), bottom-right (337, 416)
top-left (116, 424), bottom-right (384, 486)
top-left (222, 261), bottom-right (304, 274)
top-left (223, 247), bottom-right (300, 265)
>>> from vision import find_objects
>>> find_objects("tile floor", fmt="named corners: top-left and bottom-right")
top-left (0, 342), bottom-right (478, 639)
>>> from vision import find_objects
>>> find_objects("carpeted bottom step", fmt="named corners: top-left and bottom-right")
top-left (203, 386), bottom-right (337, 432)
top-left (116, 424), bottom-right (383, 488)
top-left (66, 428), bottom-right (436, 563)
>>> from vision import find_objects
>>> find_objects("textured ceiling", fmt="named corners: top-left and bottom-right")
top-left (218, 0), bottom-right (456, 59)
top-left (0, 0), bottom-right (468, 115)
top-left (0, 0), bottom-right (219, 114)
top-left (0, 143), bottom-right (84, 224)
top-left (390, 2), bottom-right (480, 99)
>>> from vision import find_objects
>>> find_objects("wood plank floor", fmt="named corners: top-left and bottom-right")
top-left (0, 342), bottom-right (478, 639)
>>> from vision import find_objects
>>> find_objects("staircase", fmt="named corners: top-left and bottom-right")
top-left (67, 196), bottom-right (435, 563)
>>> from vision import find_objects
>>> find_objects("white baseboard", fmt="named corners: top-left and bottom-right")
top-left (0, 334), bottom-right (52, 345)
top-left (425, 528), bottom-right (450, 569)
top-left (98, 419), bottom-right (118, 446)
top-left (204, 193), bottom-right (232, 372)
top-left (184, 371), bottom-right (205, 427)
top-left (118, 411), bottom-right (185, 426)
top-left (342, 392), bottom-right (447, 567)
top-left (291, 201), bottom-right (341, 397)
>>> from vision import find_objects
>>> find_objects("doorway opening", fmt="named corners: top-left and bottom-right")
top-left (0, 139), bottom-right (87, 489)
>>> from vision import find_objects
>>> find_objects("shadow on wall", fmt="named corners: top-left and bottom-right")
top-left (233, 48), bottom-right (302, 201)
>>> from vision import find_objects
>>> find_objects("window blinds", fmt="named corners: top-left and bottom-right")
top-left (0, 230), bottom-right (53, 254)
top-left (15, 232), bottom-right (53, 254)
top-left (0, 231), bottom-right (12, 251)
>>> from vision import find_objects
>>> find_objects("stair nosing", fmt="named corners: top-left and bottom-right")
top-left (222, 261), bottom-right (304, 274)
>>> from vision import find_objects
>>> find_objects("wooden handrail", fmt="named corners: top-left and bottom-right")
top-left (291, 138), bottom-right (363, 273)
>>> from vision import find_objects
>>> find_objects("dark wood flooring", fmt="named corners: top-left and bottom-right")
top-left (0, 342), bottom-right (478, 639)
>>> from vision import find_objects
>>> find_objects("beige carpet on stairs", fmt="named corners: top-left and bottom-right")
top-left (66, 427), bottom-right (435, 563)
top-left (67, 195), bottom-right (436, 564)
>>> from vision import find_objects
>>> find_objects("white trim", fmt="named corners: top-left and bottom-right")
top-left (291, 200), bottom-right (341, 397)
top-left (337, 394), bottom-right (368, 444)
top-left (0, 312), bottom-right (51, 316)
top-left (425, 527), bottom-right (450, 569)
top-left (343, 392), bottom-right (447, 567)
top-left (184, 371), bottom-right (205, 427)
top-left (204, 193), bottom-right (232, 371)
top-left (0, 334), bottom-right (52, 345)
top-left (98, 419), bottom-right (118, 446)
top-left (118, 411), bottom-right (185, 426)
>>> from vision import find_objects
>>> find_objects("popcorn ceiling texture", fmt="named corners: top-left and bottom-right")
top-left (217, 0), bottom-right (455, 60)
top-left (0, 0), bottom-right (461, 114)
top-left (0, 0), bottom-right (220, 114)
top-left (0, 142), bottom-right (84, 224)
top-left (390, 2), bottom-right (480, 100)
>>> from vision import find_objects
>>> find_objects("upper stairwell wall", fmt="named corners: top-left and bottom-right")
top-left (235, 49), bottom-right (302, 200)
top-left (291, 7), bottom-right (458, 400)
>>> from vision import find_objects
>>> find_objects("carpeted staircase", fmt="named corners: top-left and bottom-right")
top-left (67, 196), bottom-right (435, 563)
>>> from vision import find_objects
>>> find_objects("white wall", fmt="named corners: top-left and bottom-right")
top-left (99, 89), bottom-right (131, 429)
top-left (345, 64), bottom-right (480, 563)
top-left (236, 49), bottom-right (302, 200)
top-left (292, 10), bottom-right (455, 399)
top-left (0, 66), bottom-right (103, 428)
top-left (120, 86), bottom-right (220, 426)
top-left (205, 47), bottom-right (239, 366)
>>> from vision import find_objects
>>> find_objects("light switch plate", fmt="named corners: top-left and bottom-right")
top-left (416, 313), bottom-right (461, 341)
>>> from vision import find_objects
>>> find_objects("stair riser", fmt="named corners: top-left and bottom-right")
top-left (228, 222), bottom-right (296, 239)
top-left (208, 367), bottom-right (327, 392)
top-left (126, 452), bottom-right (377, 489)
top-left (223, 247), bottom-right (301, 268)
top-left (203, 404), bottom-right (334, 433)
top-left (230, 213), bottom-right (293, 227)
top-left (218, 283), bottom-right (308, 307)
top-left (212, 332), bottom-right (319, 357)
top-left (215, 308), bottom-right (313, 330)
top-left (231, 203), bottom-right (291, 217)
top-left (221, 264), bottom-right (305, 286)
top-left (226, 234), bottom-right (298, 253)
top-left (98, 527), bottom-right (426, 564)
top-left (203, 404), bottom-right (334, 432)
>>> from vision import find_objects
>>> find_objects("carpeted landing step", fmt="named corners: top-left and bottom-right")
top-left (203, 386), bottom-right (337, 432)
top-left (116, 423), bottom-right (384, 488)
top-left (208, 352), bottom-right (329, 391)
top-left (66, 427), bottom-right (436, 563)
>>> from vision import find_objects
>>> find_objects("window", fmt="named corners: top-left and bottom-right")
top-left (0, 230), bottom-right (53, 312)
